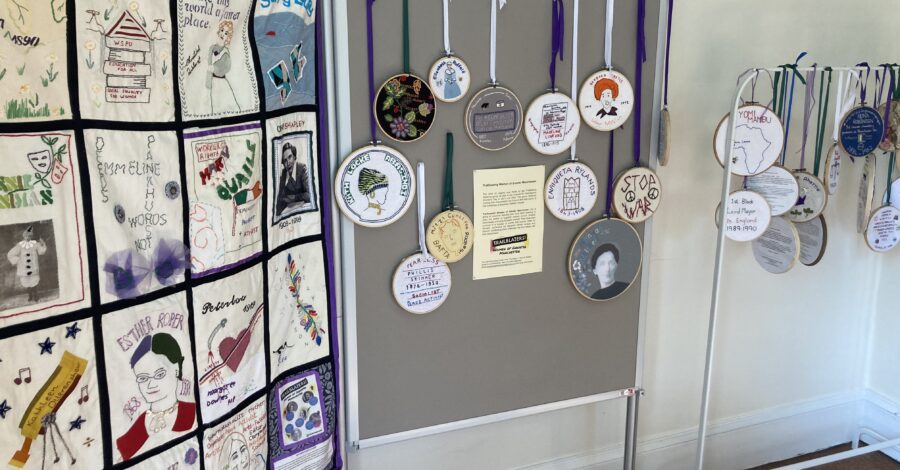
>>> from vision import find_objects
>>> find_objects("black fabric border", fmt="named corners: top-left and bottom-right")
top-left (0, 2), bottom-right (340, 469)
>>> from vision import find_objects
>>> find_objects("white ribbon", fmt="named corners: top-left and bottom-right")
top-left (417, 162), bottom-right (427, 254)
top-left (833, 70), bottom-right (860, 141)
top-left (604, 0), bottom-right (614, 69)
top-left (570, 0), bottom-right (579, 161)
top-left (442, 0), bottom-right (451, 55)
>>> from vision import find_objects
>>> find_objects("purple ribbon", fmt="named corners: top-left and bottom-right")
top-left (366, 0), bottom-right (377, 143)
top-left (548, 0), bottom-right (565, 90)
top-left (606, 130), bottom-right (615, 216)
top-left (663, 0), bottom-right (673, 107)
top-left (857, 62), bottom-right (871, 103)
top-left (632, 0), bottom-right (646, 167)
top-left (799, 66), bottom-right (817, 170)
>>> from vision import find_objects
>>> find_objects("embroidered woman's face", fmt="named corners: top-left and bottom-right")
top-left (592, 250), bottom-right (618, 285)
top-left (217, 23), bottom-right (233, 45)
top-left (283, 148), bottom-right (296, 170)
top-left (227, 438), bottom-right (250, 470)
top-left (133, 352), bottom-right (178, 405)
top-left (601, 89), bottom-right (614, 111)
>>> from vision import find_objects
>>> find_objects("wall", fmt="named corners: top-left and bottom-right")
top-left (339, 0), bottom-right (900, 469)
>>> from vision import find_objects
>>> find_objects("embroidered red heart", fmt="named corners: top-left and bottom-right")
top-left (218, 328), bottom-right (251, 373)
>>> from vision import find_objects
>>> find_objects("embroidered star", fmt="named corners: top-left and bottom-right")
top-left (69, 416), bottom-right (85, 431)
top-left (38, 337), bottom-right (55, 355)
top-left (0, 400), bottom-right (10, 419)
top-left (65, 322), bottom-right (81, 339)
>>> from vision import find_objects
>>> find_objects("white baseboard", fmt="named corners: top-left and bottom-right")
top-left (860, 389), bottom-right (900, 463)
top-left (522, 391), bottom-right (864, 470)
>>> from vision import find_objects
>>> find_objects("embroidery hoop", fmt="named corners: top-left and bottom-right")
top-left (721, 189), bottom-right (772, 242)
top-left (392, 162), bottom-right (451, 314)
top-left (745, 164), bottom-right (800, 217)
top-left (544, 161), bottom-right (598, 222)
top-left (525, 92), bottom-right (580, 155)
top-left (751, 216), bottom-right (800, 274)
top-left (797, 215), bottom-right (828, 266)
top-left (611, 166), bottom-right (661, 224)
top-left (865, 204), bottom-right (900, 252)
top-left (786, 170), bottom-right (827, 223)
top-left (579, 69), bottom-right (635, 132)
top-left (333, 145), bottom-right (416, 228)
top-left (567, 217), bottom-right (643, 302)
top-left (465, 85), bottom-right (523, 151)
top-left (712, 105), bottom-right (784, 176)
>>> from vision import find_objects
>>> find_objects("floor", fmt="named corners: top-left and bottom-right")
top-left (751, 444), bottom-right (900, 469)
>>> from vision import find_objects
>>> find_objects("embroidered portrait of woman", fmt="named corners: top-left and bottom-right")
top-left (208, 20), bottom-right (241, 114)
top-left (593, 78), bottom-right (619, 119)
top-left (116, 332), bottom-right (196, 461)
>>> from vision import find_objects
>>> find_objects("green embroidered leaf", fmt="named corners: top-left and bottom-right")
top-left (51, 0), bottom-right (66, 23)
top-left (383, 114), bottom-right (394, 122)
top-left (405, 111), bottom-right (416, 123)
top-left (407, 125), bottom-right (418, 137)
top-left (382, 96), bottom-right (394, 110)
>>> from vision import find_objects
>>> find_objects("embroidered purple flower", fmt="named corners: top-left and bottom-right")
top-left (103, 250), bottom-right (150, 299)
top-left (418, 102), bottom-right (433, 117)
top-left (153, 238), bottom-right (190, 286)
top-left (184, 447), bottom-right (198, 465)
top-left (390, 116), bottom-right (410, 138)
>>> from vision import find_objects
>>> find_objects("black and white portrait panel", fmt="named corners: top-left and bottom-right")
top-left (271, 131), bottom-right (318, 224)
top-left (569, 218), bottom-right (642, 301)
top-left (0, 220), bottom-right (60, 310)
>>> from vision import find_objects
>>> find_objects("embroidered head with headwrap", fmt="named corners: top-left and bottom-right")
top-left (357, 168), bottom-right (389, 215)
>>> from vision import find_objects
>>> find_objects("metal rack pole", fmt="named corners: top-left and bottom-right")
top-left (694, 66), bottom-right (867, 470)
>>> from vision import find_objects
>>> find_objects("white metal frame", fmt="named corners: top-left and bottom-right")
top-left (325, 0), bottom-right (672, 465)
top-left (695, 65), bottom-right (883, 470)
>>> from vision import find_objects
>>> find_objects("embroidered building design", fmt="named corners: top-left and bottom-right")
top-left (563, 177), bottom-right (580, 210)
top-left (104, 12), bottom-right (152, 103)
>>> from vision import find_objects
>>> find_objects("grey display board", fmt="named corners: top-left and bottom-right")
top-left (345, 0), bottom-right (660, 441)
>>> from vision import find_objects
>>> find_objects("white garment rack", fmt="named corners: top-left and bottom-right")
top-left (695, 65), bottom-right (900, 470)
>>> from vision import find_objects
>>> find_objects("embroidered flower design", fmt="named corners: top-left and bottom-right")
top-left (418, 102), bottom-right (433, 117)
top-left (152, 238), bottom-right (189, 286)
top-left (158, 50), bottom-right (169, 61)
top-left (19, 84), bottom-right (30, 95)
top-left (91, 83), bottom-right (102, 95)
top-left (46, 54), bottom-right (58, 64)
top-left (129, 1), bottom-right (140, 12)
top-left (184, 448), bottom-right (198, 465)
top-left (83, 40), bottom-right (96, 51)
top-left (103, 250), bottom-right (151, 299)
top-left (390, 116), bottom-right (410, 138)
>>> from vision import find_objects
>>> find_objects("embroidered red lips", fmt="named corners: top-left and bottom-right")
top-left (218, 328), bottom-right (252, 372)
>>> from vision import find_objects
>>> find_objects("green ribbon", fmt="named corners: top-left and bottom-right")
top-left (813, 68), bottom-right (832, 177)
top-left (443, 132), bottom-right (454, 210)
top-left (773, 70), bottom-right (782, 113)
top-left (893, 64), bottom-right (900, 100)
top-left (403, 0), bottom-right (410, 74)
top-left (888, 152), bottom-right (896, 204)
